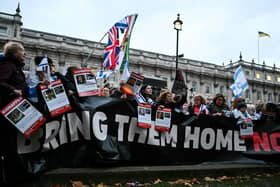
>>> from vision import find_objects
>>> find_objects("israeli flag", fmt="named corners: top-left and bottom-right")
top-left (230, 66), bottom-right (248, 98)
top-left (36, 56), bottom-right (49, 72)
top-left (96, 70), bottom-right (113, 79)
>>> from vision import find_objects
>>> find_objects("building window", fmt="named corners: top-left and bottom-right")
top-left (245, 71), bottom-right (250, 76)
top-left (245, 90), bottom-right (250, 99)
top-left (23, 58), bottom-right (31, 72)
top-left (192, 82), bottom-right (197, 93)
top-left (268, 93), bottom-right (272, 102)
top-left (0, 26), bottom-right (7, 34)
top-left (206, 85), bottom-right (210, 94)
top-left (255, 73), bottom-right (261, 79)
top-left (219, 86), bottom-right (224, 94)
top-left (266, 75), bottom-right (272, 81)
top-left (277, 77), bottom-right (280, 82)
top-left (257, 91), bottom-right (261, 100)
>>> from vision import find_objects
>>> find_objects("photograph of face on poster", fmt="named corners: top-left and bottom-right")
top-left (157, 111), bottom-right (164, 119)
top-left (138, 108), bottom-right (145, 116)
top-left (7, 108), bottom-right (25, 124)
top-left (44, 89), bottom-right (56, 101)
top-left (76, 75), bottom-right (86, 84)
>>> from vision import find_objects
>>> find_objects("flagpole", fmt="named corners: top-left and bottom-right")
top-left (82, 32), bottom-right (107, 68)
top-left (258, 34), bottom-right (260, 64)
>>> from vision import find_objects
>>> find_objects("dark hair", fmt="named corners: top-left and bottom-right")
top-left (233, 98), bottom-right (245, 109)
top-left (67, 66), bottom-right (78, 74)
top-left (140, 84), bottom-right (152, 97)
top-left (34, 56), bottom-right (53, 66)
top-left (237, 102), bottom-right (247, 110)
top-left (213, 93), bottom-right (225, 104)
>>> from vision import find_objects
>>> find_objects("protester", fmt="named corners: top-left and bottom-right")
top-left (136, 84), bottom-right (155, 104)
top-left (156, 90), bottom-right (186, 110)
top-left (254, 103), bottom-right (264, 120)
top-left (188, 94), bottom-right (209, 115)
top-left (101, 87), bottom-right (110, 97)
top-left (232, 102), bottom-right (252, 120)
top-left (231, 97), bottom-right (245, 110)
top-left (0, 41), bottom-right (28, 186)
top-left (207, 93), bottom-right (230, 116)
top-left (48, 60), bottom-right (76, 96)
top-left (99, 82), bottom-right (111, 96)
top-left (27, 56), bottom-right (78, 113)
top-left (0, 42), bottom-right (28, 107)
top-left (65, 66), bottom-right (78, 84)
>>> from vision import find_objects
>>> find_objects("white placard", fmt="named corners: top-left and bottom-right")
top-left (0, 96), bottom-right (46, 137)
top-left (40, 79), bottom-right (72, 117)
top-left (73, 68), bottom-right (99, 97)
top-left (239, 118), bottom-right (254, 139)
top-left (137, 104), bottom-right (152, 128)
top-left (155, 107), bottom-right (172, 131)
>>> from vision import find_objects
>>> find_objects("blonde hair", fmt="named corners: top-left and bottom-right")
top-left (3, 41), bottom-right (24, 59)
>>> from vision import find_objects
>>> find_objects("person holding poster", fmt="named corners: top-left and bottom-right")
top-left (0, 42), bottom-right (28, 108)
top-left (136, 84), bottom-right (155, 105)
top-left (27, 56), bottom-right (77, 109)
top-left (156, 90), bottom-right (186, 111)
top-left (0, 42), bottom-right (30, 185)
top-left (72, 68), bottom-right (99, 97)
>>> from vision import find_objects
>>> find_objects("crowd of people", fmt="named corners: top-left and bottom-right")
top-left (0, 41), bottom-right (277, 123)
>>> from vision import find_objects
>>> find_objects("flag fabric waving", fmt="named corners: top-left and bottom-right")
top-left (103, 14), bottom-right (138, 71)
top-left (103, 26), bottom-right (121, 70)
top-left (230, 66), bottom-right (248, 98)
top-left (36, 56), bottom-right (51, 81)
top-left (121, 59), bottom-right (130, 81)
top-left (258, 31), bottom-right (271, 38)
top-left (96, 70), bottom-right (113, 80)
top-left (171, 69), bottom-right (187, 95)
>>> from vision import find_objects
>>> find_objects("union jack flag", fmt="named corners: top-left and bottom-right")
top-left (103, 26), bottom-right (120, 70)
top-left (103, 15), bottom-right (137, 70)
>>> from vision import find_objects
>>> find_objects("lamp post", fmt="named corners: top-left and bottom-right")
top-left (173, 13), bottom-right (183, 71)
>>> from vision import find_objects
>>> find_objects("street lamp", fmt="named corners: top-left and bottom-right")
top-left (173, 13), bottom-right (183, 71)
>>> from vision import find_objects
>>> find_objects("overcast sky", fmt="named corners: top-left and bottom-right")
top-left (1, 0), bottom-right (280, 67)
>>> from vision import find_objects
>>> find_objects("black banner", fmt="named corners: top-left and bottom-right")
top-left (0, 96), bottom-right (280, 183)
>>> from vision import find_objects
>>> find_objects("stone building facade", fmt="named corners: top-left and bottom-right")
top-left (1, 7), bottom-right (280, 105)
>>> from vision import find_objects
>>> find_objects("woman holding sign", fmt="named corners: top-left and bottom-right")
top-left (136, 84), bottom-right (155, 105)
